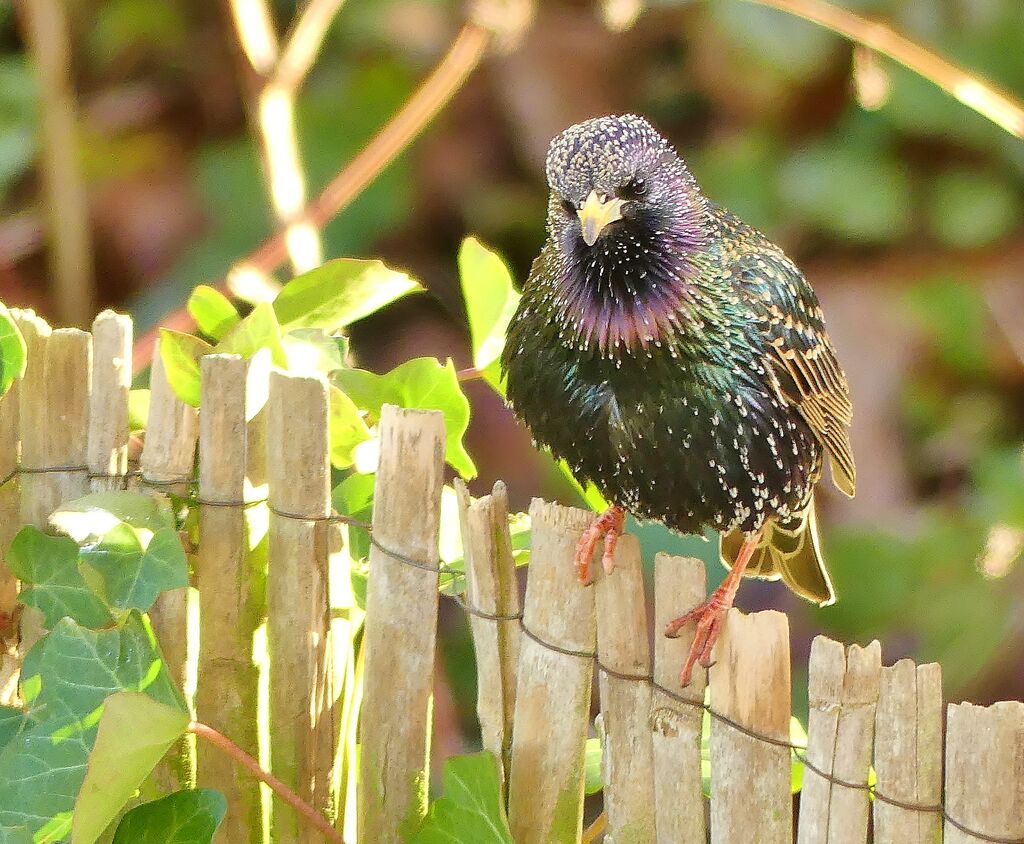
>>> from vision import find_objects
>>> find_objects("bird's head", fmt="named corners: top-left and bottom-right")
top-left (544, 114), bottom-right (706, 254)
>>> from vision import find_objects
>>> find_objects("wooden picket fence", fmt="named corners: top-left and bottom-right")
top-left (1, 307), bottom-right (1023, 844)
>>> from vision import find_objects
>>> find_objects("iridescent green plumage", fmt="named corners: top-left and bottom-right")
top-left (502, 114), bottom-right (855, 605)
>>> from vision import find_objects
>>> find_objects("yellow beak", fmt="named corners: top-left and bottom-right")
top-left (577, 190), bottom-right (624, 246)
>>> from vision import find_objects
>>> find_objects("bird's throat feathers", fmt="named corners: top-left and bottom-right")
top-left (553, 197), bottom-right (709, 355)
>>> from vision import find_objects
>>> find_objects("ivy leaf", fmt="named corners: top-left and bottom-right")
top-left (112, 789), bottom-right (227, 844)
top-left (188, 286), bottom-right (240, 342)
top-left (0, 707), bottom-right (26, 750)
top-left (283, 328), bottom-right (348, 376)
top-left (73, 692), bottom-right (190, 843)
top-left (0, 301), bottom-right (26, 397)
top-left (80, 524), bottom-right (188, 614)
top-left (329, 386), bottom-right (372, 469)
top-left (410, 753), bottom-right (513, 844)
top-left (7, 527), bottom-right (113, 629)
top-left (0, 614), bottom-right (184, 840)
top-left (50, 491), bottom-right (175, 542)
top-left (214, 302), bottom-right (288, 368)
top-left (332, 472), bottom-right (374, 562)
top-left (584, 736), bottom-right (603, 795)
top-left (335, 357), bottom-right (476, 478)
top-left (458, 237), bottom-right (520, 372)
top-left (273, 258), bottom-right (422, 332)
top-left (159, 330), bottom-right (212, 408)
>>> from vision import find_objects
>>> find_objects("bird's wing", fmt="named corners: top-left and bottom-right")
top-left (729, 244), bottom-right (857, 497)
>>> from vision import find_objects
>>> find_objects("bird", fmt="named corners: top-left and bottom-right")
top-left (501, 114), bottom-right (855, 686)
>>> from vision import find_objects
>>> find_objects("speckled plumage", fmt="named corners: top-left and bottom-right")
top-left (502, 114), bottom-right (856, 604)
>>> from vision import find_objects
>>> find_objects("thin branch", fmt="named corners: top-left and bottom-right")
top-left (17, 0), bottom-right (95, 326)
top-left (273, 0), bottom-right (348, 93)
top-left (741, 0), bottom-right (1024, 138)
top-left (226, 0), bottom-right (279, 75)
top-left (189, 720), bottom-right (345, 843)
top-left (581, 811), bottom-right (607, 844)
top-left (133, 22), bottom-right (492, 373)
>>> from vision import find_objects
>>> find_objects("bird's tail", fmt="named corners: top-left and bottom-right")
top-left (720, 499), bottom-right (835, 606)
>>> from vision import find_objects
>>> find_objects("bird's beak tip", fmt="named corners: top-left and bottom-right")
top-left (577, 190), bottom-right (623, 247)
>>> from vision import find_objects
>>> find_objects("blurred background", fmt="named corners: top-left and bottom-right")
top-left (2, 0), bottom-right (1023, 736)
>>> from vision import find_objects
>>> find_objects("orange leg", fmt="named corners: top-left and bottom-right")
top-left (574, 505), bottom-right (625, 585)
top-left (664, 527), bottom-right (765, 686)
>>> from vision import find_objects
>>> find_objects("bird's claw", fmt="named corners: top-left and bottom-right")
top-left (574, 505), bottom-right (625, 585)
top-left (665, 591), bottom-right (731, 687)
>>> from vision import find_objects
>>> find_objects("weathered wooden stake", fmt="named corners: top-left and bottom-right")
top-left (87, 310), bottom-right (131, 492)
top-left (944, 700), bottom-right (1024, 844)
top-left (797, 636), bottom-right (881, 844)
top-left (595, 533), bottom-right (656, 844)
top-left (358, 405), bottom-right (446, 844)
top-left (455, 478), bottom-right (521, 787)
top-left (651, 554), bottom-right (707, 844)
top-left (508, 500), bottom-right (597, 844)
top-left (872, 658), bottom-right (943, 844)
top-left (196, 355), bottom-right (262, 841)
top-left (267, 371), bottom-right (334, 843)
top-left (709, 609), bottom-right (791, 844)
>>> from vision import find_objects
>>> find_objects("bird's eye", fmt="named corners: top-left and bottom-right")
top-left (619, 178), bottom-right (648, 200)
top-left (560, 197), bottom-right (577, 216)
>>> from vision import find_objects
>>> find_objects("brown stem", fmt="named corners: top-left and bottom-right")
top-left (741, 0), bottom-right (1024, 138)
top-left (133, 22), bottom-right (491, 373)
top-left (581, 811), bottom-right (607, 844)
top-left (273, 0), bottom-right (348, 93)
top-left (456, 366), bottom-right (483, 382)
top-left (189, 720), bottom-right (345, 843)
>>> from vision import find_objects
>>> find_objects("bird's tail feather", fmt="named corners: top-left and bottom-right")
top-left (720, 500), bottom-right (835, 606)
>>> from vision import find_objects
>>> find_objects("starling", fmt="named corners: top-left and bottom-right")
top-left (501, 115), bottom-right (856, 685)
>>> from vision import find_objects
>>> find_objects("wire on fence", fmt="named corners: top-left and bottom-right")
top-left (1, 462), bottom-right (1020, 844)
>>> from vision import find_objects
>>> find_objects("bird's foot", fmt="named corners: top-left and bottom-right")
top-left (574, 505), bottom-right (625, 585)
top-left (664, 585), bottom-right (736, 687)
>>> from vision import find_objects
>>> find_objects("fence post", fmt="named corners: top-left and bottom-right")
top-left (15, 311), bottom-right (51, 532)
top-left (709, 608), bottom-right (791, 844)
top-left (797, 636), bottom-right (881, 844)
top-left (508, 499), bottom-right (596, 844)
top-left (196, 355), bottom-right (262, 841)
top-left (595, 532), bottom-right (656, 844)
top-left (651, 554), bottom-right (707, 844)
top-left (141, 336), bottom-right (199, 790)
top-left (267, 370), bottom-right (334, 842)
top-left (872, 659), bottom-right (943, 844)
top-left (944, 701), bottom-right (1024, 843)
top-left (87, 310), bottom-right (132, 492)
top-left (455, 478), bottom-right (521, 788)
top-left (358, 405), bottom-right (446, 843)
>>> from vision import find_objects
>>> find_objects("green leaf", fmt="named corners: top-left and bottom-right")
top-left (214, 302), bottom-right (287, 368)
top-left (273, 258), bottom-right (423, 332)
top-left (329, 386), bottom-right (372, 469)
top-left (159, 330), bottom-right (212, 408)
top-left (282, 328), bottom-right (348, 376)
top-left (410, 753), bottom-right (513, 844)
top-left (332, 472), bottom-right (374, 561)
top-left (458, 237), bottom-right (520, 371)
top-left (335, 357), bottom-right (477, 478)
top-left (7, 527), bottom-right (113, 629)
top-left (188, 285), bottom-right (240, 341)
top-left (0, 301), bottom-right (26, 397)
top-left (113, 789), bottom-right (227, 844)
top-left (557, 459), bottom-right (608, 512)
top-left (81, 524), bottom-right (188, 613)
top-left (0, 707), bottom-right (26, 750)
top-left (0, 614), bottom-right (185, 839)
top-left (584, 737), bottom-right (603, 795)
top-left (128, 389), bottom-right (151, 431)
top-left (73, 692), bottom-right (190, 843)
top-left (789, 715), bottom-right (808, 794)
top-left (50, 491), bottom-right (175, 542)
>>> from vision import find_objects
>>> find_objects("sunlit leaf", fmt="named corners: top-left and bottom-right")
top-left (335, 357), bottom-right (477, 478)
top-left (159, 330), bottom-right (212, 408)
top-left (0, 302), bottom-right (26, 397)
top-left (187, 285), bottom-right (240, 341)
top-left (283, 328), bottom-right (348, 376)
top-left (214, 302), bottom-right (287, 368)
top-left (128, 389), bottom-right (151, 431)
top-left (332, 472), bottom-right (374, 562)
top-left (50, 491), bottom-right (175, 542)
top-left (112, 789), bottom-right (227, 844)
top-left (584, 736), bottom-right (603, 795)
top-left (458, 237), bottom-right (520, 372)
top-left (273, 258), bottom-right (423, 332)
top-left (73, 692), bottom-right (190, 843)
top-left (329, 385), bottom-right (372, 469)
top-left (7, 527), bottom-right (112, 629)
top-left (80, 524), bottom-right (188, 613)
top-left (410, 753), bottom-right (513, 844)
